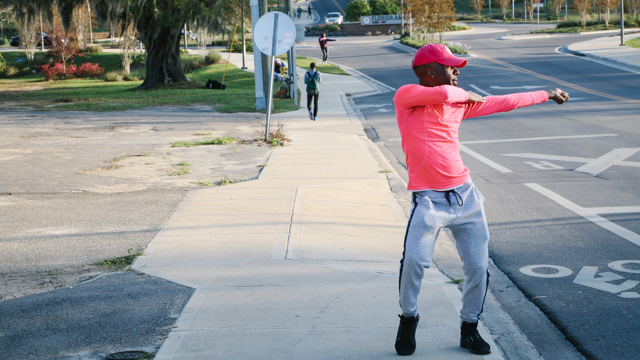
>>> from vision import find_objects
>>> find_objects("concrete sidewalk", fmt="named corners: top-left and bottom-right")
top-left (132, 55), bottom-right (503, 358)
top-left (567, 31), bottom-right (640, 72)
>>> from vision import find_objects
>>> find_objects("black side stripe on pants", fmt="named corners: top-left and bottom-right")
top-left (476, 270), bottom-right (491, 321)
top-left (398, 192), bottom-right (419, 293)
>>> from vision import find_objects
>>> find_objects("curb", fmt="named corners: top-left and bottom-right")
top-left (560, 45), bottom-right (640, 74)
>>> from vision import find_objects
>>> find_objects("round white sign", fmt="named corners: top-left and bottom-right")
top-left (254, 11), bottom-right (296, 56)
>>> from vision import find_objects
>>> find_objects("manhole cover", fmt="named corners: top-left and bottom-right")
top-left (105, 351), bottom-right (149, 360)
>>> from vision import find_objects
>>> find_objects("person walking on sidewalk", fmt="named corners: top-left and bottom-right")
top-left (304, 62), bottom-right (321, 121)
top-left (297, 6), bottom-right (302, 19)
top-left (393, 43), bottom-right (569, 356)
top-left (307, 5), bottom-right (312, 19)
top-left (318, 33), bottom-right (338, 63)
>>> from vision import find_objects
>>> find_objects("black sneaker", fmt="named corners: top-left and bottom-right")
top-left (395, 314), bottom-right (419, 356)
top-left (460, 321), bottom-right (491, 355)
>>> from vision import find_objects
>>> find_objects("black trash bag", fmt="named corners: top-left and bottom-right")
top-left (205, 79), bottom-right (226, 90)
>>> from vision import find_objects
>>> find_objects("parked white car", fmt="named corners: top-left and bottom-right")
top-left (324, 12), bottom-right (343, 25)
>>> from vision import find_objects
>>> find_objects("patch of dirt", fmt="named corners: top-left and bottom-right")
top-left (0, 110), bottom-right (282, 300)
top-left (0, 265), bottom-right (117, 302)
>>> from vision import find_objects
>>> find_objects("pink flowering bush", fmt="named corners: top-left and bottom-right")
top-left (41, 62), bottom-right (104, 81)
top-left (75, 63), bottom-right (105, 78)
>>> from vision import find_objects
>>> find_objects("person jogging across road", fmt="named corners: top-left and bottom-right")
top-left (393, 43), bottom-right (569, 356)
top-left (304, 62), bottom-right (321, 121)
top-left (318, 33), bottom-right (338, 63)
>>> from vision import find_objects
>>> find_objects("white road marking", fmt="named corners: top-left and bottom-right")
top-left (459, 144), bottom-right (512, 173)
top-left (388, 138), bottom-right (401, 142)
top-left (573, 266), bottom-right (640, 294)
top-left (468, 84), bottom-right (493, 96)
top-left (355, 104), bottom-right (392, 109)
top-left (519, 264), bottom-right (573, 278)
top-left (460, 133), bottom-right (617, 145)
top-left (585, 206), bottom-right (640, 214)
top-left (609, 260), bottom-right (640, 274)
top-left (505, 148), bottom-right (640, 175)
top-left (524, 183), bottom-right (640, 247)
top-left (524, 161), bottom-right (564, 170)
top-left (490, 85), bottom-right (546, 90)
top-left (574, 148), bottom-right (640, 176)
top-left (378, 108), bottom-right (391, 112)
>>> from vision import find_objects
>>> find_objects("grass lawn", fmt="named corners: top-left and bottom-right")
top-left (278, 55), bottom-right (349, 75)
top-left (1, 53), bottom-right (299, 113)
top-left (625, 37), bottom-right (640, 49)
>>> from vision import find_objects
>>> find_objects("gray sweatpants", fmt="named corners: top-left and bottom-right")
top-left (399, 179), bottom-right (490, 324)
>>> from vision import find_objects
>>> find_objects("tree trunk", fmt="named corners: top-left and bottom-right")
top-left (138, 22), bottom-right (187, 87)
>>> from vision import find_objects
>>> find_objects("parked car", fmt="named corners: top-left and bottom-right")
top-left (10, 32), bottom-right (53, 48)
top-left (180, 30), bottom-right (198, 40)
top-left (324, 12), bottom-right (343, 25)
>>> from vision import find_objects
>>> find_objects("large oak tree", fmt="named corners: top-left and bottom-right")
top-left (8, 0), bottom-right (239, 87)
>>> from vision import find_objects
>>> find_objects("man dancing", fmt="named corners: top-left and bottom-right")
top-left (393, 43), bottom-right (569, 356)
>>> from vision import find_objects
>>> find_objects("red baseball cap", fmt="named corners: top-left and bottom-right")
top-left (411, 43), bottom-right (467, 68)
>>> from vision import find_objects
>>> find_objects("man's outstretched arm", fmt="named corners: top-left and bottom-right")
top-left (463, 88), bottom-right (569, 119)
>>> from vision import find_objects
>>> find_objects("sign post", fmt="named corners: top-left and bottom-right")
top-left (254, 11), bottom-right (296, 142)
top-left (534, 0), bottom-right (542, 30)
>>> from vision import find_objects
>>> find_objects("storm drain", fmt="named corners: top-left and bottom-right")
top-left (105, 351), bottom-right (151, 360)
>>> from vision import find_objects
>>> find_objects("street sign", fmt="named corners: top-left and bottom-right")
top-left (253, 11), bottom-right (297, 141)
top-left (532, 3), bottom-right (544, 7)
top-left (254, 11), bottom-right (296, 56)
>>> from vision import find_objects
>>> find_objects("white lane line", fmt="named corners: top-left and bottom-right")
top-left (504, 153), bottom-right (593, 163)
top-left (489, 85), bottom-right (546, 90)
top-left (460, 133), bottom-right (617, 145)
top-left (586, 206), bottom-right (640, 214)
top-left (574, 148), bottom-right (640, 176)
top-left (459, 144), bottom-right (512, 173)
top-left (469, 84), bottom-right (493, 96)
top-left (525, 183), bottom-right (640, 247)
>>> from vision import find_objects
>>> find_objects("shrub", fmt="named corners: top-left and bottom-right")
top-left (105, 71), bottom-right (123, 82)
top-left (0, 54), bottom-right (6, 73)
top-left (83, 45), bottom-right (103, 53)
top-left (231, 41), bottom-right (253, 53)
top-left (306, 24), bottom-right (343, 36)
top-left (204, 49), bottom-right (222, 65)
top-left (75, 62), bottom-right (104, 78)
top-left (123, 73), bottom-right (140, 81)
top-left (182, 56), bottom-right (205, 73)
top-left (41, 62), bottom-right (77, 80)
top-left (0, 36), bottom-right (7, 46)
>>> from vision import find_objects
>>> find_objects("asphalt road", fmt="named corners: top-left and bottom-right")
top-left (298, 24), bottom-right (640, 360)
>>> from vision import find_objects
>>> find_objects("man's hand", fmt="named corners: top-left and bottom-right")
top-left (467, 91), bottom-right (485, 103)
top-left (547, 88), bottom-right (570, 104)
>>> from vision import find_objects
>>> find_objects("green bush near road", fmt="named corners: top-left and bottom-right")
top-left (400, 37), bottom-right (469, 54)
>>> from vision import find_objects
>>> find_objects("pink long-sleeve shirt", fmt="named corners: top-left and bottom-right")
top-left (394, 84), bottom-right (549, 191)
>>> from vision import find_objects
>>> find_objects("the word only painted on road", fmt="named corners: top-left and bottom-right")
top-left (520, 261), bottom-right (640, 299)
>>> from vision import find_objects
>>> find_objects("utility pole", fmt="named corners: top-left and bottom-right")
top-left (621, 0), bottom-right (625, 45)
top-left (241, 0), bottom-right (247, 69)
top-left (489, 0), bottom-right (492, 20)
top-left (251, 0), bottom-right (266, 109)
top-left (512, 0), bottom-right (515, 19)
top-left (524, 0), bottom-right (527, 21)
top-left (401, 0), bottom-right (404, 36)
top-left (285, 0), bottom-right (298, 106)
top-left (259, 0), bottom-right (270, 110)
